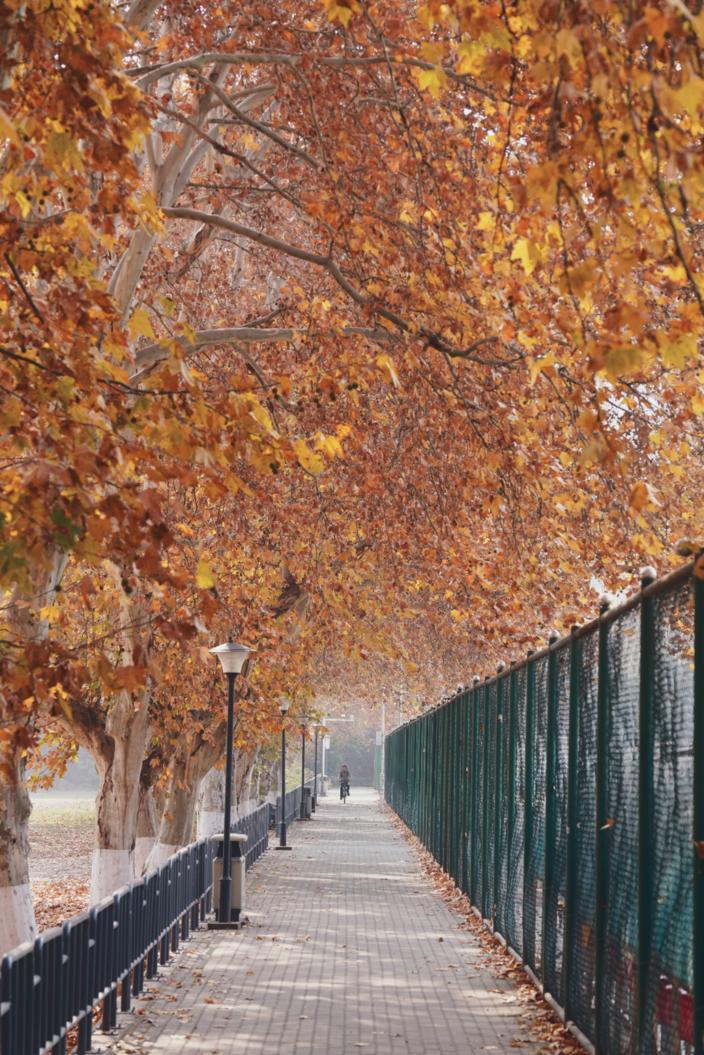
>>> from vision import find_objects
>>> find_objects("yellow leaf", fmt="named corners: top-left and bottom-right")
top-left (15, 191), bottom-right (31, 218)
top-left (629, 481), bottom-right (660, 514)
top-left (603, 345), bottom-right (645, 380)
top-left (456, 40), bottom-right (485, 76)
top-left (375, 354), bottom-right (399, 387)
top-left (0, 106), bottom-right (19, 146)
top-left (293, 438), bottom-right (325, 475)
top-left (511, 237), bottom-right (540, 276)
top-left (322, 0), bottom-right (360, 26)
top-left (128, 308), bottom-right (155, 340)
top-left (691, 392), bottom-right (704, 415)
top-left (660, 334), bottom-right (697, 368)
top-left (195, 557), bottom-right (216, 589)
top-left (413, 65), bottom-right (448, 98)
top-left (475, 211), bottom-right (494, 231)
top-left (39, 604), bottom-right (61, 623)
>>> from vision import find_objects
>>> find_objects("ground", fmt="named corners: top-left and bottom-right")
top-left (29, 794), bottom-right (94, 930)
top-left (91, 788), bottom-right (552, 1055)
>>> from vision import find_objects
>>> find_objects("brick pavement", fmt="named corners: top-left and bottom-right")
top-left (95, 788), bottom-right (544, 1055)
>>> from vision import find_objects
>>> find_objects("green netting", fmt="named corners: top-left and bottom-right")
top-left (602, 606), bottom-right (640, 1054)
top-left (506, 666), bottom-right (526, 956)
top-left (383, 565), bottom-right (700, 1055)
top-left (544, 643), bottom-right (570, 1006)
top-left (569, 628), bottom-right (598, 1042)
top-left (483, 682), bottom-right (497, 920)
top-left (647, 582), bottom-right (694, 1054)
top-left (496, 676), bottom-right (510, 937)
top-left (473, 686), bottom-right (485, 910)
top-left (524, 653), bottom-right (548, 976)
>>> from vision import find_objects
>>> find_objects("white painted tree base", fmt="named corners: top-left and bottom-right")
top-left (0, 883), bottom-right (35, 955)
top-left (134, 836), bottom-right (155, 876)
top-left (197, 810), bottom-right (223, 839)
top-left (90, 849), bottom-right (134, 904)
top-left (144, 843), bottom-right (178, 872)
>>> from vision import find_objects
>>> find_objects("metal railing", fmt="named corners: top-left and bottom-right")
top-left (273, 776), bottom-right (321, 828)
top-left (232, 802), bottom-right (269, 868)
top-left (385, 560), bottom-right (704, 1055)
top-left (0, 780), bottom-right (318, 1055)
top-left (0, 839), bottom-right (213, 1055)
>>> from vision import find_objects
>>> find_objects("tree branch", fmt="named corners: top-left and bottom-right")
top-left (162, 207), bottom-right (507, 365)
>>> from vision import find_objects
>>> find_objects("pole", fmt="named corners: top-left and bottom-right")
top-left (300, 728), bottom-right (306, 819)
top-left (218, 671), bottom-right (237, 923)
top-left (277, 723), bottom-right (291, 849)
top-left (638, 570), bottom-right (655, 1050)
top-left (379, 698), bottom-right (386, 811)
top-left (313, 729), bottom-right (319, 811)
top-left (321, 733), bottom-right (327, 797)
top-left (694, 571), bottom-right (704, 1055)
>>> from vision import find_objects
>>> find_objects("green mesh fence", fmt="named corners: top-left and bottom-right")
top-left (496, 677), bottom-right (510, 938)
top-left (647, 583), bottom-right (695, 1054)
top-left (524, 653), bottom-right (548, 976)
top-left (569, 628), bottom-right (598, 1039)
top-left (506, 667), bottom-right (526, 956)
top-left (544, 643), bottom-right (570, 1007)
top-left (601, 606), bottom-right (641, 1054)
top-left (384, 562), bottom-right (704, 1055)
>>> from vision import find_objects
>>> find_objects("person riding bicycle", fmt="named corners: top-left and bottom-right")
top-left (339, 763), bottom-right (351, 800)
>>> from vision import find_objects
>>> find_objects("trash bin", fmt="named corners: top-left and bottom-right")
top-left (211, 833), bottom-right (248, 924)
top-left (302, 787), bottom-right (312, 819)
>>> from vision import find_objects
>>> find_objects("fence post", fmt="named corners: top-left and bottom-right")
top-left (564, 625), bottom-right (581, 1025)
top-left (481, 677), bottom-right (491, 921)
top-left (638, 568), bottom-right (656, 1052)
top-left (595, 597), bottom-right (611, 1055)
top-left (506, 667), bottom-right (518, 948)
top-left (463, 691), bottom-right (472, 895)
top-left (494, 667), bottom-right (505, 929)
top-left (523, 651), bottom-right (535, 958)
top-left (543, 632), bottom-right (559, 991)
top-left (694, 567), bottom-right (704, 1055)
top-left (471, 677), bottom-right (481, 904)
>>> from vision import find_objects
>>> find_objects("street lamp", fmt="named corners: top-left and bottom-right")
top-left (312, 725), bottom-right (320, 812)
top-left (208, 640), bottom-right (254, 928)
top-left (299, 721), bottom-right (308, 820)
top-left (277, 700), bottom-right (292, 850)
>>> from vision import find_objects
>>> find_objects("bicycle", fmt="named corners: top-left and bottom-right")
top-left (340, 780), bottom-right (350, 803)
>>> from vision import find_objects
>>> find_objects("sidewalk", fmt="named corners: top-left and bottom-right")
top-left (95, 788), bottom-right (543, 1055)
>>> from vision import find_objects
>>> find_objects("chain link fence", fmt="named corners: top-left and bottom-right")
top-left (385, 562), bottom-right (704, 1055)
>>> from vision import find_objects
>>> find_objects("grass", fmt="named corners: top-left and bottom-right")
top-left (30, 795), bottom-right (95, 827)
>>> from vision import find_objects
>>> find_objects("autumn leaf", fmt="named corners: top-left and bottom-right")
top-left (629, 481), bottom-right (660, 515)
top-left (293, 439), bottom-right (325, 475)
top-left (128, 308), bottom-right (155, 340)
top-left (196, 557), bottom-right (216, 590)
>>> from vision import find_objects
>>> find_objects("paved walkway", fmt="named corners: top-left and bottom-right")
top-left (96, 788), bottom-right (543, 1055)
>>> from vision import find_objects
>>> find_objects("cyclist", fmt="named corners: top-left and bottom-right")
top-left (339, 763), bottom-right (351, 800)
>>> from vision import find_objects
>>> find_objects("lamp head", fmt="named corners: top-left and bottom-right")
top-left (209, 641), bottom-right (255, 676)
top-left (279, 699), bottom-right (291, 717)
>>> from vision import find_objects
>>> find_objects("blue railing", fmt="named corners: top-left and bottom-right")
top-left (232, 801), bottom-right (270, 868)
top-left (0, 780), bottom-right (320, 1055)
top-left (0, 839), bottom-right (213, 1055)
top-left (274, 776), bottom-right (320, 828)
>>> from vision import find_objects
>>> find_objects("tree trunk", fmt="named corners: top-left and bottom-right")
top-left (0, 553), bottom-right (68, 952)
top-left (90, 686), bottom-right (150, 901)
top-left (144, 750), bottom-right (199, 870)
top-left (135, 782), bottom-right (158, 875)
top-left (196, 765), bottom-right (225, 839)
top-left (0, 749), bottom-right (34, 955)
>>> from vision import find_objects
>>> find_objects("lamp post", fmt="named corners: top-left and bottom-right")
top-left (299, 722), bottom-right (308, 819)
top-left (277, 700), bottom-right (292, 850)
top-left (208, 640), bottom-right (254, 927)
top-left (312, 726), bottom-right (319, 811)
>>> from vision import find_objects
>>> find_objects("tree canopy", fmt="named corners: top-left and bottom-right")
top-left (1, 0), bottom-right (704, 946)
